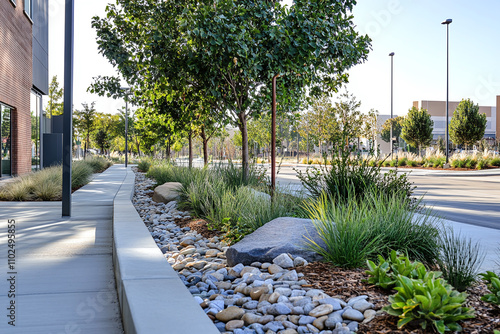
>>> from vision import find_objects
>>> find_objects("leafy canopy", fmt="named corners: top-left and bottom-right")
top-left (401, 107), bottom-right (434, 153)
top-left (449, 99), bottom-right (487, 149)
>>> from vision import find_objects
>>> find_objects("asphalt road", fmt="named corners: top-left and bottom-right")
top-left (273, 165), bottom-right (500, 230)
top-left (409, 174), bottom-right (500, 230)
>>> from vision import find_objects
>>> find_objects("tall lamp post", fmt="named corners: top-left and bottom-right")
top-left (389, 52), bottom-right (395, 157)
top-left (442, 19), bottom-right (452, 165)
top-left (121, 87), bottom-right (130, 167)
top-left (62, 0), bottom-right (74, 217)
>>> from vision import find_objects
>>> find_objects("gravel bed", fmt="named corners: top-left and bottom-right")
top-left (132, 169), bottom-right (378, 334)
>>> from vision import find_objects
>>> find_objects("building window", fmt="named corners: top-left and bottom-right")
top-left (31, 91), bottom-right (43, 170)
top-left (10, 0), bottom-right (16, 7)
top-left (24, 0), bottom-right (32, 19)
top-left (1, 104), bottom-right (12, 176)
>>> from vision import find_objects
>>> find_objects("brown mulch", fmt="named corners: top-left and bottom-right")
top-left (177, 218), bottom-right (222, 239)
top-left (297, 262), bottom-right (500, 334)
top-left (395, 166), bottom-right (499, 171)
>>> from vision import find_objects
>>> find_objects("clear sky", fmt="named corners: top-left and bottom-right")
top-left (48, 0), bottom-right (500, 116)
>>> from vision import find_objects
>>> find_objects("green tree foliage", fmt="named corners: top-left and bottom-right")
top-left (449, 99), bottom-right (487, 149)
top-left (381, 116), bottom-right (404, 143)
top-left (73, 102), bottom-right (97, 158)
top-left (401, 107), bottom-right (434, 155)
top-left (92, 113), bottom-right (120, 155)
top-left (46, 76), bottom-right (64, 117)
top-left (362, 109), bottom-right (379, 151)
top-left (91, 0), bottom-right (371, 178)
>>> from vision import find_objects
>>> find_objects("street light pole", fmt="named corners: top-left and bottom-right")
top-left (442, 19), bottom-right (452, 165)
top-left (62, 0), bottom-right (74, 217)
top-left (121, 87), bottom-right (130, 167)
top-left (389, 52), bottom-right (395, 158)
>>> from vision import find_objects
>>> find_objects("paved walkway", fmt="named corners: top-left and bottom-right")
top-left (0, 165), bottom-right (125, 333)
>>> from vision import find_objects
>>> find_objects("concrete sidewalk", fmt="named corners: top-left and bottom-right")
top-left (0, 165), bottom-right (125, 333)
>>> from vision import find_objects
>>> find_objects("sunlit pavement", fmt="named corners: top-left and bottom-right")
top-left (0, 166), bottom-right (126, 333)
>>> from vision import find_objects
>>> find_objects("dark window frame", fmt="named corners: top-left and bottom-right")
top-left (10, 0), bottom-right (16, 7)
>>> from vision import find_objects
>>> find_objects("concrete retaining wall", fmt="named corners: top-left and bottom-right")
top-left (112, 167), bottom-right (219, 334)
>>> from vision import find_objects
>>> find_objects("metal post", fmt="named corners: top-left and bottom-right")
top-left (442, 19), bottom-right (452, 165)
top-left (389, 52), bottom-right (394, 158)
top-left (125, 98), bottom-right (128, 167)
top-left (296, 128), bottom-right (299, 164)
top-left (271, 74), bottom-right (280, 196)
top-left (62, 0), bottom-right (74, 217)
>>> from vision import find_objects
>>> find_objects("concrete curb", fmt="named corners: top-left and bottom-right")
top-left (112, 167), bottom-right (219, 334)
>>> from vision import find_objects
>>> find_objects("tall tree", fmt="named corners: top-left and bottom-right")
top-left (90, 0), bottom-right (371, 179)
top-left (381, 116), bottom-right (405, 151)
top-left (401, 107), bottom-right (434, 155)
top-left (73, 102), bottom-right (97, 158)
top-left (449, 99), bottom-right (487, 150)
top-left (93, 113), bottom-right (120, 155)
top-left (362, 109), bottom-right (379, 152)
top-left (185, 0), bottom-right (371, 177)
top-left (46, 76), bottom-right (64, 117)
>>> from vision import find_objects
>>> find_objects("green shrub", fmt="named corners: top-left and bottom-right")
top-left (366, 250), bottom-right (428, 289)
top-left (465, 157), bottom-right (477, 169)
top-left (0, 161), bottom-right (95, 201)
top-left (407, 160), bottom-right (418, 167)
top-left (137, 158), bottom-right (152, 173)
top-left (212, 161), bottom-right (267, 190)
top-left (304, 193), bottom-right (382, 268)
top-left (147, 163), bottom-right (206, 188)
top-left (480, 271), bottom-right (500, 305)
top-left (490, 157), bottom-right (500, 167)
top-left (437, 229), bottom-right (485, 291)
top-left (389, 159), bottom-right (397, 167)
top-left (83, 156), bottom-right (112, 173)
top-left (304, 189), bottom-right (440, 268)
top-left (0, 176), bottom-right (35, 201)
top-left (451, 158), bottom-right (465, 168)
top-left (72, 161), bottom-right (94, 189)
top-left (476, 158), bottom-right (487, 170)
top-left (295, 151), bottom-right (414, 205)
top-left (184, 175), bottom-right (304, 243)
top-left (31, 166), bottom-right (62, 200)
top-left (384, 274), bottom-right (475, 333)
top-left (397, 158), bottom-right (407, 167)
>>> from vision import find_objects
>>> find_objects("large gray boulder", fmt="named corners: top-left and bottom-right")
top-left (152, 182), bottom-right (183, 203)
top-left (226, 217), bottom-right (326, 266)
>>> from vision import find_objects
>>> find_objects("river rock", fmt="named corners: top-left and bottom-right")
top-left (226, 218), bottom-right (326, 266)
top-left (152, 182), bottom-right (182, 203)
top-left (215, 306), bottom-right (245, 322)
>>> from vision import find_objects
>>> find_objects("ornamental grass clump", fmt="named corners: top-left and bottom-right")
top-left (83, 156), bottom-right (112, 173)
top-left (436, 228), bottom-right (485, 291)
top-left (0, 161), bottom-right (96, 201)
top-left (490, 157), bottom-right (500, 167)
top-left (303, 188), bottom-right (440, 268)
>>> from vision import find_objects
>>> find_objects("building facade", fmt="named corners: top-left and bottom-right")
top-left (0, 0), bottom-right (48, 177)
top-left (413, 98), bottom-right (499, 142)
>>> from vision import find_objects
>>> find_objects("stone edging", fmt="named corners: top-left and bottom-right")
top-left (112, 166), bottom-right (219, 334)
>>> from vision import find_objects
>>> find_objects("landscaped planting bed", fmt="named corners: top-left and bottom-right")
top-left (0, 156), bottom-right (112, 201)
top-left (133, 156), bottom-right (500, 333)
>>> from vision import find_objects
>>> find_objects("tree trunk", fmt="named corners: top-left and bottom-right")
top-left (201, 128), bottom-right (209, 166)
top-left (188, 131), bottom-right (193, 168)
top-left (238, 112), bottom-right (249, 181)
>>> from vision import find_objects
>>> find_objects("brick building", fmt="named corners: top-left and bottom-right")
top-left (1, 0), bottom-right (48, 177)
